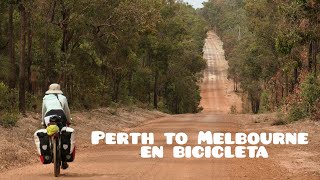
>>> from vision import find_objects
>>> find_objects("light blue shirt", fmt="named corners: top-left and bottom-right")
top-left (41, 94), bottom-right (71, 125)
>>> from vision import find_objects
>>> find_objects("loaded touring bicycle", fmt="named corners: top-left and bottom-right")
top-left (34, 115), bottom-right (75, 177)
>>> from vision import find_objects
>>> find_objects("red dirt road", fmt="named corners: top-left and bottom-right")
top-left (200, 31), bottom-right (241, 113)
top-left (1, 31), bottom-right (319, 180)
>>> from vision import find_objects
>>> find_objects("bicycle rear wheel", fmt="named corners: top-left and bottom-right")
top-left (53, 138), bottom-right (61, 177)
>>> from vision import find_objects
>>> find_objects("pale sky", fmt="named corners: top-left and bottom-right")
top-left (183, 0), bottom-right (208, 9)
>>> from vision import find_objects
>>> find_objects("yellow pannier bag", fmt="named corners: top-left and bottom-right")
top-left (46, 125), bottom-right (59, 136)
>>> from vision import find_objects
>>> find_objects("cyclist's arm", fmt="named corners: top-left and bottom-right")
top-left (63, 97), bottom-right (71, 124)
top-left (41, 101), bottom-right (46, 126)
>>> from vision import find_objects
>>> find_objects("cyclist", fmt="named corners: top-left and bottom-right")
top-left (42, 83), bottom-right (71, 169)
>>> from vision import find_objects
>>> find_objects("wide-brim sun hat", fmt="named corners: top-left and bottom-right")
top-left (46, 83), bottom-right (63, 94)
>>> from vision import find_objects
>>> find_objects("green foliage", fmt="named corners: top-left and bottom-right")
top-left (26, 93), bottom-right (41, 112)
top-left (0, 0), bottom-right (207, 114)
top-left (0, 55), bottom-right (11, 80)
top-left (275, 31), bottom-right (302, 54)
top-left (0, 112), bottom-right (19, 128)
top-left (0, 82), bottom-right (18, 113)
top-left (164, 74), bottom-right (203, 114)
top-left (202, 0), bottom-right (320, 116)
top-left (291, 74), bottom-right (320, 120)
top-left (0, 82), bottom-right (19, 127)
top-left (260, 91), bottom-right (271, 113)
top-left (301, 74), bottom-right (320, 108)
top-left (311, 99), bottom-right (320, 121)
top-left (108, 102), bottom-right (120, 116)
top-left (288, 104), bottom-right (308, 122)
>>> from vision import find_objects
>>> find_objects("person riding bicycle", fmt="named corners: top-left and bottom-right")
top-left (42, 83), bottom-right (71, 169)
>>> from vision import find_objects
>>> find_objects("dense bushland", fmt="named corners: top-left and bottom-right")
top-left (201, 0), bottom-right (320, 120)
top-left (0, 0), bottom-right (207, 125)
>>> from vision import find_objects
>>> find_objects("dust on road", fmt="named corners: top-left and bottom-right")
top-left (1, 31), bottom-right (319, 180)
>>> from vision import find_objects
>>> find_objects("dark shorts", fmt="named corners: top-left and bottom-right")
top-left (45, 109), bottom-right (67, 127)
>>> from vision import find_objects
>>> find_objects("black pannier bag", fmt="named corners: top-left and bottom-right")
top-left (60, 127), bottom-right (76, 162)
top-left (34, 129), bottom-right (52, 164)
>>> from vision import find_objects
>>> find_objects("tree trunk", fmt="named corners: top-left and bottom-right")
top-left (294, 67), bottom-right (298, 85)
top-left (115, 80), bottom-right (120, 103)
top-left (250, 95), bottom-right (260, 114)
top-left (275, 80), bottom-right (278, 107)
top-left (308, 40), bottom-right (317, 74)
top-left (308, 40), bottom-right (313, 72)
top-left (236, 80), bottom-right (238, 92)
top-left (313, 41), bottom-right (318, 76)
top-left (60, 0), bottom-right (71, 93)
top-left (26, 11), bottom-right (33, 93)
top-left (61, 27), bottom-right (68, 89)
top-left (43, 25), bottom-right (49, 93)
top-left (175, 96), bottom-right (179, 114)
top-left (148, 82), bottom-right (151, 105)
top-left (43, 0), bottom-right (56, 93)
top-left (153, 70), bottom-right (159, 109)
top-left (252, 100), bottom-right (260, 114)
top-left (128, 71), bottom-right (133, 97)
top-left (285, 72), bottom-right (289, 97)
top-left (8, 0), bottom-right (16, 88)
top-left (234, 78), bottom-right (238, 92)
top-left (18, 2), bottom-right (27, 115)
top-left (111, 71), bottom-right (121, 103)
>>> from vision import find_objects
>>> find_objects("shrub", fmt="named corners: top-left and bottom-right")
top-left (110, 102), bottom-right (120, 109)
top-left (108, 102), bottom-right (120, 115)
top-left (197, 106), bottom-right (204, 113)
top-left (0, 113), bottom-right (19, 128)
top-left (311, 99), bottom-right (320, 121)
top-left (0, 82), bottom-right (18, 113)
top-left (271, 119), bottom-right (287, 126)
top-left (301, 74), bottom-right (320, 112)
top-left (121, 96), bottom-right (135, 107)
top-left (108, 109), bottom-right (118, 116)
top-left (230, 105), bottom-right (237, 114)
top-left (260, 91), bottom-right (271, 113)
top-left (288, 104), bottom-right (307, 122)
